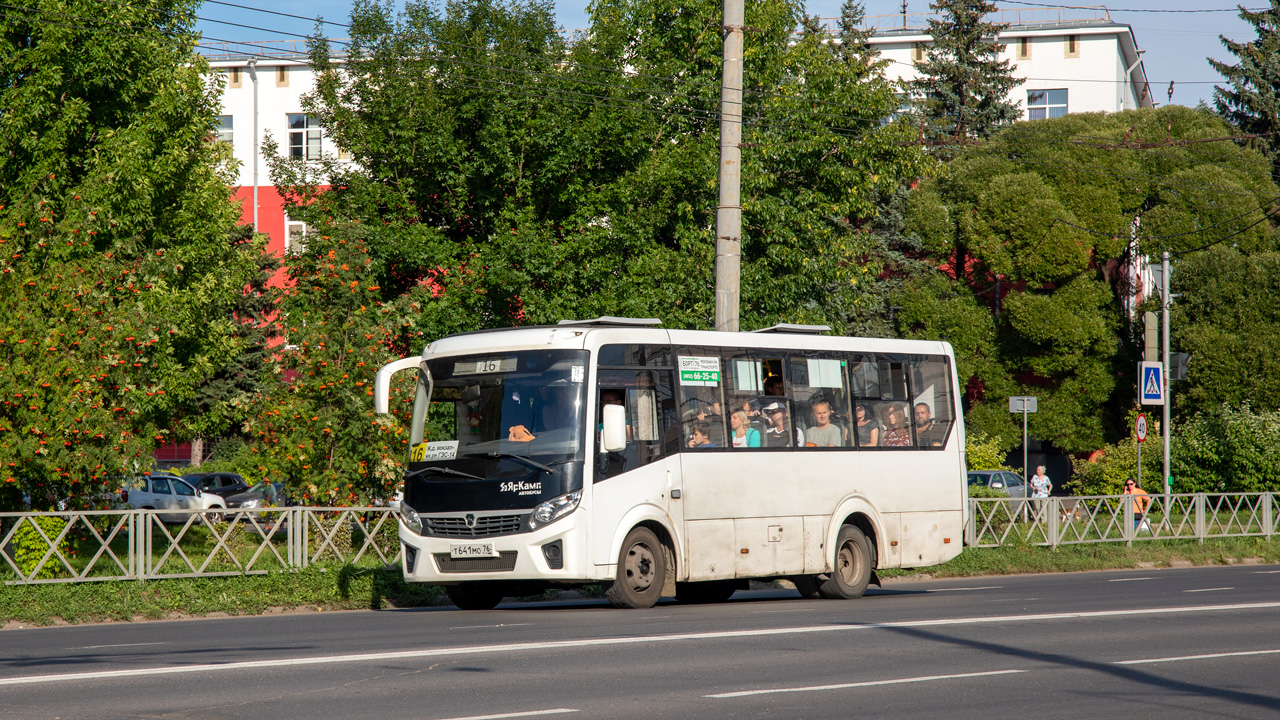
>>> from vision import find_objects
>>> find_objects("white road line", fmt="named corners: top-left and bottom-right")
top-left (5, 600), bottom-right (1280, 687)
top-left (75, 642), bottom-right (169, 650)
top-left (927, 586), bottom-right (1002, 592)
top-left (1252, 570), bottom-right (1280, 574)
top-left (1115, 649), bottom-right (1280, 665)
top-left (433, 709), bottom-right (579, 720)
top-left (1109, 578), bottom-right (1153, 582)
top-left (706, 669), bottom-right (1026, 698)
top-left (1185, 587), bottom-right (1234, 593)
top-left (450, 624), bottom-right (534, 631)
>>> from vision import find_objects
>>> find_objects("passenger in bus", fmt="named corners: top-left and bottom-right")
top-left (764, 375), bottom-right (785, 396)
top-left (805, 400), bottom-right (845, 447)
top-left (855, 404), bottom-right (881, 447)
top-left (914, 403), bottom-right (947, 447)
top-left (880, 403), bottom-right (912, 447)
top-left (687, 421), bottom-right (717, 448)
top-left (762, 402), bottom-right (803, 447)
top-left (728, 409), bottom-right (761, 448)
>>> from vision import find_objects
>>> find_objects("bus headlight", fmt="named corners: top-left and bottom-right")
top-left (400, 504), bottom-right (424, 535)
top-left (529, 490), bottom-right (581, 530)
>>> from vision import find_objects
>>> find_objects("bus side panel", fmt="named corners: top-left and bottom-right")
top-left (590, 458), bottom-right (683, 568)
top-left (900, 511), bottom-right (963, 566)
top-left (684, 519), bottom-right (735, 581)
top-left (802, 515), bottom-right (830, 574)
top-left (733, 517), bottom-right (804, 578)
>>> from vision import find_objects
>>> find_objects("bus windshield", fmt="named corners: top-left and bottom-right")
top-left (409, 349), bottom-right (589, 465)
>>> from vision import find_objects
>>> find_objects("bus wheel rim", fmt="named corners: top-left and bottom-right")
top-left (625, 543), bottom-right (655, 590)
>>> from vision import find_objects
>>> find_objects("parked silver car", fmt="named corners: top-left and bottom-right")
top-left (967, 470), bottom-right (1030, 498)
top-left (121, 474), bottom-right (227, 523)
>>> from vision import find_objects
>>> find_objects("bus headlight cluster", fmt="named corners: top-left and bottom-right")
top-left (399, 504), bottom-right (424, 535)
top-left (529, 490), bottom-right (581, 530)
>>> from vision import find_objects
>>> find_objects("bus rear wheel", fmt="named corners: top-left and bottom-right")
top-left (446, 583), bottom-right (505, 610)
top-left (818, 525), bottom-right (872, 599)
top-left (675, 580), bottom-right (737, 604)
top-left (605, 526), bottom-right (666, 609)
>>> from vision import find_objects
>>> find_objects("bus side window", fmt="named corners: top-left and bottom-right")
top-left (910, 355), bottom-right (955, 449)
top-left (672, 346), bottom-right (728, 451)
top-left (789, 354), bottom-right (851, 448)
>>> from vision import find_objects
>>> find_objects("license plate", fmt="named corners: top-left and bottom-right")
top-left (450, 543), bottom-right (499, 559)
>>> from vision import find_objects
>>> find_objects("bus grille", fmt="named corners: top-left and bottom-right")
top-left (425, 514), bottom-right (526, 538)
top-left (433, 551), bottom-right (518, 573)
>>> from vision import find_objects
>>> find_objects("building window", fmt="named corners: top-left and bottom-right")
top-left (226, 67), bottom-right (242, 88)
top-left (216, 115), bottom-right (233, 145)
top-left (1027, 89), bottom-right (1068, 120)
top-left (1017, 37), bottom-right (1030, 60)
top-left (286, 220), bottom-right (310, 253)
top-left (288, 113), bottom-right (321, 160)
top-left (1065, 34), bottom-right (1080, 57)
top-left (913, 43), bottom-right (926, 63)
top-left (275, 66), bottom-right (289, 87)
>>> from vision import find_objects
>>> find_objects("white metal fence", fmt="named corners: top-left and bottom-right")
top-left (967, 493), bottom-right (1280, 548)
top-left (0, 507), bottom-right (401, 585)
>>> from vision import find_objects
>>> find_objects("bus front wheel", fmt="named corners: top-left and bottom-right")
top-left (818, 525), bottom-right (872, 599)
top-left (447, 583), bottom-right (505, 610)
top-left (606, 526), bottom-right (666, 609)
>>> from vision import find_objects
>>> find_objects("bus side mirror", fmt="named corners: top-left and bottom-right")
top-left (602, 405), bottom-right (627, 453)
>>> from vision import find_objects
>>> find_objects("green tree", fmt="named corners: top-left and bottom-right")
top-left (282, 0), bottom-right (927, 333)
top-left (902, 107), bottom-right (1279, 454)
top-left (905, 0), bottom-right (1023, 155)
top-left (1171, 246), bottom-right (1280, 414)
top-left (1211, 0), bottom-right (1280, 184)
top-left (0, 0), bottom-right (270, 503)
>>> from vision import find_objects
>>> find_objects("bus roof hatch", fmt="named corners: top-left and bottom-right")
top-left (751, 323), bottom-right (832, 334)
top-left (557, 316), bottom-right (663, 328)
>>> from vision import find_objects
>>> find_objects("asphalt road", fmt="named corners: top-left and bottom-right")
top-left (3, 564), bottom-right (1280, 719)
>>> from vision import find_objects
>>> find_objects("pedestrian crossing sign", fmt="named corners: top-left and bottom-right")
top-left (1139, 361), bottom-right (1164, 405)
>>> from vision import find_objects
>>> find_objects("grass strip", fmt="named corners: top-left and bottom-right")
top-left (3, 537), bottom-right (1279, 627)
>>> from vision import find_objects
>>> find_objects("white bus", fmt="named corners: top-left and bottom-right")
top-left (375, 317), bottom-right (966, 609)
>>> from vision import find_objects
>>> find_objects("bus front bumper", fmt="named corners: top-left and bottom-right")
top-left (398, 512), bottom-right (588, 584)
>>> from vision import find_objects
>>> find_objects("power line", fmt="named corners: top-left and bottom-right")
top-left (999, 0), bottom-right (1262, 12)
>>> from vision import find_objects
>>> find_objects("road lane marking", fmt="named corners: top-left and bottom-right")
top-left (1115, 649), bottom-right (1280, 665)
top-left (450, 624), bottom-right (534, 631)
top-left (75, 643), bottom-right (169, 650)
top-left (1252, 570), bottom-right (1280, 574)
top-left (706, 670), bottom-right (1026, 698)
top-left (5, 600), bottom-right (1280, 687)
top-left (1184, 587), bottom-right (1234, 593)
top-left (434, 709), bottom-right (579, 720)
top-left (1109, 578), bottom-right (1153, 582)
top-left (926, 586), bottom-right (1002, 592)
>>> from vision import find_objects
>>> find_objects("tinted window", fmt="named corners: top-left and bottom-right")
top-left (152, 477), bottom-right (172, 495)
top-left (595, 365), bottom-right (678, 480)
top-left (788, 352), bottom-right (852, 448)
top-left (174, 480), bottom-right (196, 497)
top-left (909, 355), bottom-right (955, 449)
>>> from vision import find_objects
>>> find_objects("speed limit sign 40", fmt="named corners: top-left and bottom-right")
top-left (1135, 413), bottom-right (1148, 443)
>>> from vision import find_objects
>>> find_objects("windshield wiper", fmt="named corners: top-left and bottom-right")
top-left (481, 452), bottom-right (556, 474)
top-left (404, 465), bottom-right (484, 481)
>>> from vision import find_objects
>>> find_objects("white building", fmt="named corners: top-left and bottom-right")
top-left (201, 7), bottom-right (1151, 251)
top-left (853, 7), bottom-right (1152, 116)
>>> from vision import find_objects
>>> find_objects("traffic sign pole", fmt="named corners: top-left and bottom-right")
top-left (1161, 251), bottom-right (1171, 518)
top-left (1135, 414), bottom-right (1148, 490)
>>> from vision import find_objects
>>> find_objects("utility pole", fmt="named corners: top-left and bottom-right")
top-left (1161, 251), bottom-right (1171, 513)
top-left (714, 0), bottom-right (744, 332)
top-left (248, 59), bottom-right (259, 232)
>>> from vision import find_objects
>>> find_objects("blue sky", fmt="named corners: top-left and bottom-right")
top-left (195, 1), bottom-right (1258, 108)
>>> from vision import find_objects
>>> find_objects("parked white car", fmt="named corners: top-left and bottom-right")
top-left (121, 474), bottom-right (227, 523)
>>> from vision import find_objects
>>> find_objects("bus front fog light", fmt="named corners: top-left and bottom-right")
top-left (529, 490), bottom-right (581, 530)
top-left (400, 505), bottom-right (424, 535)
